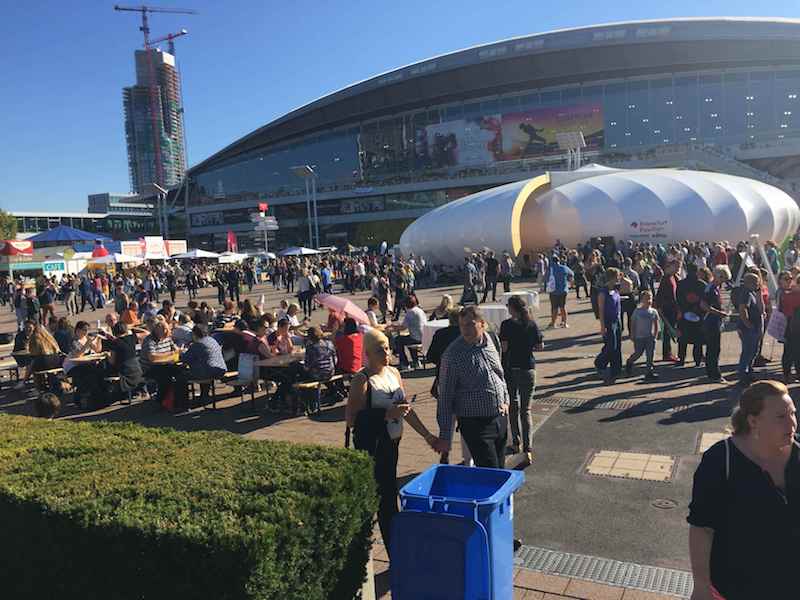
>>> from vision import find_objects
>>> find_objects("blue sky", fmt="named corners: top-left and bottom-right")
top-left (1, 0), bottom-right (796, 212)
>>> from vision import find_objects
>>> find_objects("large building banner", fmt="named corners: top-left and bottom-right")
top-left (424, 115), bottom-right (503, 168)
top-left (501, 104), bottom-right (604, 159)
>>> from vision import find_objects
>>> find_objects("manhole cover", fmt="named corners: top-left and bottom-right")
top-left (651, 498), bottom-right (678, 510)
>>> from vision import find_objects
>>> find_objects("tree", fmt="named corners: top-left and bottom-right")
top-left (0, 210), bottom-right (17, 240)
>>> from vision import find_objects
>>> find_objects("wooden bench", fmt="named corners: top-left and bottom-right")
top-left (292, 381), bottom-right (323, 415)
top-left (187, 378), bottom-right (217, 410)
top-left (0, 359), bottom-right (19, 385)
top-left (406, 344), bottom-right (428, 369)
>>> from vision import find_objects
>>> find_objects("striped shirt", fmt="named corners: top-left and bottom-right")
top-left (437, 333), bottom-right (509, 442)
top-left (141, 335), bottom-right (176, 361)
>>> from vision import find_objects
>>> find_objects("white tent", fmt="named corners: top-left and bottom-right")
top-left (172, 249), bottom-right (221, 260)
top-left (248, 250), bottom-right (276, 259)
top-left (87, 253), bottom-right (145, 265)
top-left (218, 251), bottom-right (249, 264)
top-left (278, 246), bottom-right (320, 256)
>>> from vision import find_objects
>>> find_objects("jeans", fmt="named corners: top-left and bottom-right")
top-left (661, 309), bottom-right (678, 358)
top-left (502, 274), bottom-right (511, 293)
top-left (506, 368), bottom-right (535, 452)
top-left (595, 320), bottom-right (623, 379)
top-left (706, 328), bottom-right (722, 379)
top-left (627, 336), bottom-right (655, 370)
top-left (481, 277), bottom-right (498, 303)
top-left (737, 326), bottom-right (761, 379)
top-left (228, 285), bottom-right (240, 303)
top-left (299, 291), bottom-right (313, 317)
top-left (458, 414), bottom-right (508, 469)
top-left (394, 335), bottom-right (421, 367)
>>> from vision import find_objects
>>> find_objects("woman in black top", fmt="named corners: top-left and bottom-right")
top-left (688, 380), bottom-right (800, 600)
top-left (499, 296), bottom-right (543, 466)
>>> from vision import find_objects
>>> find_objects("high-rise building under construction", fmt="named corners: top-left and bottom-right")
top-left (122, 48), bottom-right (186, 194)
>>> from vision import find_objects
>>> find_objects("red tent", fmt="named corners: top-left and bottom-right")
top-left (0, 240), bottom-right (33, 256)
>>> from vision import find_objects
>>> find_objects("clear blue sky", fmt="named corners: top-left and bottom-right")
top-left (1, 0), bottom-right (797, 212)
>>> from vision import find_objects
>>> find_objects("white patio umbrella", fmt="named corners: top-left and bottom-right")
top-left (218, 251), bottom-right (249, 264)
top-left (278, 246), bottom-right (320, 256)
top-left (172, 249), bottom-right (221, 260)
top-left (88, 253), bottom-right (145, 265)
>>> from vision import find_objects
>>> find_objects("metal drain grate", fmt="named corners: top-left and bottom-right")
top-left (538, 396), bottom-right (639, 411)
top-left (515, 545), bottom-right (693, 598)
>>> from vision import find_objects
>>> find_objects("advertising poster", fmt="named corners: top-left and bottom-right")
top-left (424, 115), bottom-right (502, 168)
top-left (501, 104), bottom-right (603, 159)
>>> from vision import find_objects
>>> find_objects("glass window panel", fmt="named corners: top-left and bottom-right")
top-left (749, 71), bottom-right (774, 139)
top-left (626, 80), bottom-right (649, 145)
top-left (603, 83), bottom-right (627, 148)
top-left (562, 88), bottom-right (580, 105)
top-left (773, 70), bottom-right (800, 137)
top-left (500, 96), bottom-right (519, 111)
top-left (481, 99), bottom-right (499, 114)
top-left (674, 75), bottom-right (698, 143)
top-left (445, 105), bottom-right (463, 121)
top-left (541, 90), bottom-right (561, 106)
top-left (698, 74), bottom-right (723, 139)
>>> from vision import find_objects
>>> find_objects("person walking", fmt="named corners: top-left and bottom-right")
top-left (702, 265), bottom-right (732, 384)
top-left (346, 329), bottom-right (436, 556)
top-left (688, 380), bottom-right (800, 600)
top-left (624, 290), bottom-right (659, 381)
top-left (735, 272), bottom-right (766, 386)
top-left (433, 306), bottom-right (510, 468)
top-left (676, 263), bottom-right (707, 367)
top-left (226, 268), bottom-right (241, 303)
top-left (655, 260), bottom-right (680, 362)
top-left (594, 268), bottom-right (623, 384)
top-left (545, 255), bottom-right (573, 329)
top-left (500, 296), bottom-right (542, 467)
top-left (500, 251), bottom-right (514, 293)
top-left (481, 251), bottom-right (500, 303)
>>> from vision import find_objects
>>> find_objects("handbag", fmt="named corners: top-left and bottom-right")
top-left (767, 309), bottom-right (787, 342)
top-left (346, 372), bottom-right (388, 455)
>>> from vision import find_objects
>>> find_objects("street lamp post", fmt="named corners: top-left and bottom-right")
top-left (291, 165), bottom-right (319, 248)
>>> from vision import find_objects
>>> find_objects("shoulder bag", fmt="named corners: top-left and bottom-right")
top-left (345, 370), bottom-right (388, 455)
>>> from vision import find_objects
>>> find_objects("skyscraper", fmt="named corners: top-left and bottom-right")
top-left (122, 48), bottom-right (186, 194)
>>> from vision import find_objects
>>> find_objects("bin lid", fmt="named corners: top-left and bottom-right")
top-left (390, 511), bottom-right (491, 600)
top-left (400, 464), bottom-right (525, 506)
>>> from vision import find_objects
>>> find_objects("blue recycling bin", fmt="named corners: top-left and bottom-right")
top-left (390, 464), bottom-right (525, 600)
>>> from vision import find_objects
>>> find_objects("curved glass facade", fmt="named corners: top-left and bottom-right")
top-left (188, 67), bottom-right (800, 248)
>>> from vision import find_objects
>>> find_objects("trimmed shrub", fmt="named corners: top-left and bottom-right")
top-left (0, 415), bottom-right (377, 599)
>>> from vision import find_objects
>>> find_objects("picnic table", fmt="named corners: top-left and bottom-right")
top-left (70, 352), bottom-right (109, 365)
top-left (256, 349), bottom-right (305, 368)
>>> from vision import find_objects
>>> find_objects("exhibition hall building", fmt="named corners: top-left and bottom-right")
top-left (184, 17), bottom-right (800, 251)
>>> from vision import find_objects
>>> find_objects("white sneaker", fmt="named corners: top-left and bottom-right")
top-left (561, 322), bottom-right (569, 328)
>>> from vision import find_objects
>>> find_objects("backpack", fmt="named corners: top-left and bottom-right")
top-left (347, 371), bottom-right (389, 455)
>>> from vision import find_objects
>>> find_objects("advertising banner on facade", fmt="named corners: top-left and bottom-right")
top-left (424, 115), bottom-right (502, 168)
top-left (501, 103), bottom-right (604, 159)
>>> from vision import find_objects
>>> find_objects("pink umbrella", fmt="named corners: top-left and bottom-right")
top-left (315, 294), bottom-right (370, 325)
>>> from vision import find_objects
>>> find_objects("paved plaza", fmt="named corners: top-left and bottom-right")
top-left (0, 278), bottom-right (771, 599)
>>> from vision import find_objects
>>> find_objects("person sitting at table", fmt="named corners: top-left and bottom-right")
top-left (213, 300), bottom-right (239, 330)
top-left (366, 297), bottom-right (381, 328)
top-left (26, 324), bottom-right (65, 394)
top-left (216, 319), bottom-right (271, 371)
top-left (430, 294), bottom-right (453, 321)
top-left (335, 317), bottom-right (363, 374)
top-left (387, 296), bottom-right (426, 371)
top-left (105, 321), bottom-right (143, 399)
top-left (12, 319), bottom-right (35, 390)
top-left (261, 312), bottom-right (277, 337)
top-left (104, 312), bottom-right (119, 332)
top-left (121, 301), bottom-right (140, 326)
top-left (286, 303), bottom-right (304, 330)
top-left (268, 318), bottom-right (294, 355)
top-left (275, 326), bottom-right (337, 407)
top-left (172, 313), bottom-right (195, 348)
top-left (276, 299), bottom-right (289, 320)
top-left (198, 302), bottom-right (214, 324)
top-left (179, 324), bottom-right (226, 405)
top-left (158, 299), bottom-right (180, 324)
top-left (53, 317), bottom-right (74, 354)
top-left (140, 320), bottom-right (179, 404)
top-left (141, 300), bottom-right (159, 321)
top-left (239, 299), bottom-right (261, 331)
top-left (63, 320), bottom-right (104, 408)
top-left (325, 308), bottom-right (345, 334)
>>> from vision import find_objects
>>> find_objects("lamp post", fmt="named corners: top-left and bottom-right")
top-left (291, 164), bottom-right (319, 248)
top-left (150, 182), bottom-right (169, 238)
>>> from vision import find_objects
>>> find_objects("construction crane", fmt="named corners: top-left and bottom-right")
top-left (150, 28), bottom-right (188, 56)
top-left (114, 5), bottom-right (196, 202)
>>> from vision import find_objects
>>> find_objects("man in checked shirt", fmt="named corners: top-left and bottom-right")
top-left (432, 305), bottom-right (510, 468)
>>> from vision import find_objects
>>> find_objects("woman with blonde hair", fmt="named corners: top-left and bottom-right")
top-left (688, 380), bottom-right (800, 600)
top-left (429, 294), bottom-right (453, 321)
top-left (346, 328), bottom-right (436, 556)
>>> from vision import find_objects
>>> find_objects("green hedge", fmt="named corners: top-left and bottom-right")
top-left (0, 415), bottom-right (377, 599)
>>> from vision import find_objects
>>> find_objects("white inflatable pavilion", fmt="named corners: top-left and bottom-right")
top-left (399, 166), bottom-right (800, 265)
